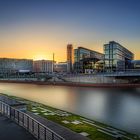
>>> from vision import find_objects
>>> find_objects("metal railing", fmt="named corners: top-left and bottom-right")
top-left (0, 101), bottom-right (65, 140)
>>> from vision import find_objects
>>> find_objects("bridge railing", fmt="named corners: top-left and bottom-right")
top-left (0, 101), bottom-right (65, 140)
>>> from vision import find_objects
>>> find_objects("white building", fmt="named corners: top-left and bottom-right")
top-left (33, 60), bottom-right (53, 73)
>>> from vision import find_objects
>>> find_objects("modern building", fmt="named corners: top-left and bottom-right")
top-left (33, 60), bottom-right (53, 73)
top-left (74, 47), bottom-right (104, 73)
top-left (67, 44), bottom-right (73, 73)
top-left (130, 60), bottom-right (140, 69)
top-left (104, 41), bottom-right (134, 72)
top-left (54, 62), bottom-right (67, 73)
top-left (0, 58), bottom-right (33, 73)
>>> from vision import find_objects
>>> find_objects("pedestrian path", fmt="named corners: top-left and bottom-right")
top-left (27, 111), bottom-right (89, 140)
top-left (0, 114), bottom-right (36, 140)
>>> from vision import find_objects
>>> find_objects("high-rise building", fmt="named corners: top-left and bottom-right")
top-left (33, 60), bottom-right (53, 73)
top-left (67, 44), bottom-right (73, 73)
top-left (104, 41), bottom-right (134, 72)
top-left (0, 58), bottom-right (33, 73)
top-left (74, 47), bottom-right (104, 73)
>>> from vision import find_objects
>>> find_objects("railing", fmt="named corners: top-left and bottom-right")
top-left (0, 101), bottom-right (65, 140)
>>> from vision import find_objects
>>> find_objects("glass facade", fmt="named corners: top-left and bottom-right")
top-left (74, 47), bottom-right (104, 73)
top-left (104, 41), bottom-right (134, 72)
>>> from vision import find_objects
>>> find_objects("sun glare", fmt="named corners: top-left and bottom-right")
top-left (33, 54), bottom-right (51, 60)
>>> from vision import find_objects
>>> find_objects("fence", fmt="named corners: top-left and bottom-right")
top-left (0, 101), bottom-right (65, 140)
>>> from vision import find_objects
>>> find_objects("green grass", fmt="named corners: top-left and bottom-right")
top-left (1, 93), bottom-right (140, 140)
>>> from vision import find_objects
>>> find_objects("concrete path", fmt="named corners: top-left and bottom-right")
top-left (0, 114), bottom-right (36, 140)
top-left (27, 111), bottom-right (90, 140)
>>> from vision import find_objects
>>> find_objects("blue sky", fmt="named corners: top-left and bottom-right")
top-left (0, 0), bottom-right (140, 61)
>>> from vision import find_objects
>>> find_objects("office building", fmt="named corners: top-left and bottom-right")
top-left (33, 60), bottom-right (53, 73)
top-left (67, 44), bottom-right (73, 73)
top-left (0, 58), bottom-right (33, 73)
top-left (104, 41), bottom-right (134, 72)
top-left (74, 47), bottom-right (104, 73)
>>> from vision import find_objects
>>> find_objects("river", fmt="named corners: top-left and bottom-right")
top-left (0, 82), bottom-right (140, 135)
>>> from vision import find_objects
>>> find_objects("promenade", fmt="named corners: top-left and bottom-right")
top-left (0, 113), bottom-right (36, 140)
top-left (27, 111), bottom-right (89, 140)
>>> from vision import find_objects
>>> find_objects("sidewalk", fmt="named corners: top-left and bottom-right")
top-left (0, 114), bottom-right (36, 140)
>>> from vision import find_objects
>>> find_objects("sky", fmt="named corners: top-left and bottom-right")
top-left (0, 0), bottom-right (140, 61)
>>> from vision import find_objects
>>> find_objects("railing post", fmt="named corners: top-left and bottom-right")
top-left (22, 113), bottom-right (24, 126)
top-left (44, 127), bottom-right (46, 140)
top-left (17, 111), bottom-right (19, 124)
top-left (32, 119), bottom-right (34, 133)
top-left (1, 103), bottom-right (3, 114)
top-left (6, 105), bottom-right (7, 116)
top-left (52, 133), bottom-right (54, 140)
top-left (27, 116), bottom-right (29, 130)
top-left (0, 102), bottom-right (1, 112)
top-left (38, 123), bottom-right (40, 139)
top-left (14, 109), bottom-right (16, 120)
top-left (3, 103), bottom-right (4, 114)
top-left (3, 104), bottom-right (5, 115)
top-left (9, 106), bottom-right (11, 119)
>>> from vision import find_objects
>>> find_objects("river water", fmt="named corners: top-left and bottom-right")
top-left (0, 83), bottom-right (140, 135)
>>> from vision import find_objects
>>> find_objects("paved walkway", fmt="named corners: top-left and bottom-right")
top-left (0, 114), bottom-right (36, 140)
top-left (27, 111), bottom-right (90, 140)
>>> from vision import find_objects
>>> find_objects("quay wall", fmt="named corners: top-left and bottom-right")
top-left (64, 75), bottom-right (129, 84)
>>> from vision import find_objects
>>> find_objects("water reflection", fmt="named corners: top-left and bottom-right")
top-left (0, 83), bottom-right (140, 134)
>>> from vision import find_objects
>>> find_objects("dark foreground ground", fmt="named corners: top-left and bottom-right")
top-left (0, 113), bottom-right (36, 140)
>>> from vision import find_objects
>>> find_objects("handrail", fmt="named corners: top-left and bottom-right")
top-left (0, 101), bottom-right (65, 140)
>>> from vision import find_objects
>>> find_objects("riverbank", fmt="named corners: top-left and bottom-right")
top-left (0, 93), bottom-right (140, 140)
top-left (0, 80), bottom-right (140, 88)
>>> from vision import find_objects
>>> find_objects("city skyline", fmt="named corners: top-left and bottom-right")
top-left (0, 0), bottom-right (140, 61)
